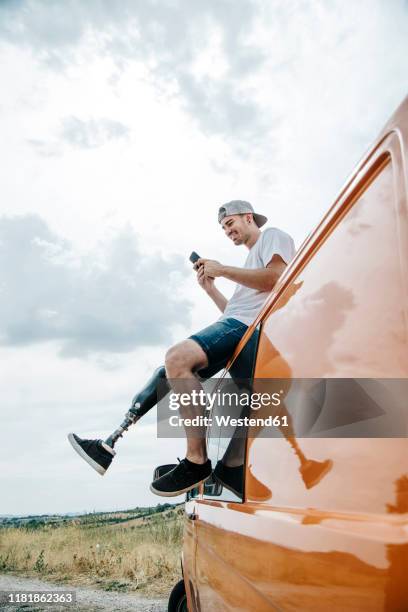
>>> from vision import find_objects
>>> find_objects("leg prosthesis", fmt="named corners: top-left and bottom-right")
top-left (104, 365), bottom-right (170, 448)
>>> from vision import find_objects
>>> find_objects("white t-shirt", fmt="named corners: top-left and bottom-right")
top-left (219, 227), bottom-right (296, 326)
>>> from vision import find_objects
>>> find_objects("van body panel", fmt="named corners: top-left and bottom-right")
top-left (183, 498), bottom-right (199, 611)
top-left (192, 501), bottom-right (407, 611)
top-left (182, 96), bottom-right (408, 611)
top-left (255, 147), bottom-right (407, 380)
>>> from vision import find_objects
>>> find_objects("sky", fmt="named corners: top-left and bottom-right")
top-left (1, 0), bottom-right (407, 515)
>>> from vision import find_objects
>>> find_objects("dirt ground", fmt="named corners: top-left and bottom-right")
top-left (0, 574), bottom-right (167, 612)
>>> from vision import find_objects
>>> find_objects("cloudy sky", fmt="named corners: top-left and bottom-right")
top-left (1, 0), bottom-right (407, 515)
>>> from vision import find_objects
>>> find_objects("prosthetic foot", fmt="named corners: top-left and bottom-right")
top-left (68, 366), bottom-right (170, 475)
top-left (104, 408), bottom-right (141, 449)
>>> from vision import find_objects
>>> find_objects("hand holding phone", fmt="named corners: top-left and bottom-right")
top-left (189, 252), bottom-right (215, 284)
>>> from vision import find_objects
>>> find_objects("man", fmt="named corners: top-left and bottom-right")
top-left (68, 200), bottom-right (295, 496)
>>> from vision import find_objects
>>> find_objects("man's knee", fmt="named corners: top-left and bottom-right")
top-left (165, 344), bottom-right (190, 377)
top-left (165, 340), bottom-right (207, 377)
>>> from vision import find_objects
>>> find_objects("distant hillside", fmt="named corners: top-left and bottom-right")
top-left (0, 503), bottom-right (179, 530)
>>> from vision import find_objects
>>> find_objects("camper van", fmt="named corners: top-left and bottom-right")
top-left (165, 96), bottom-right (408, 611)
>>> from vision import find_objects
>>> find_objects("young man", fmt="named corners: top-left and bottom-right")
top-left (68, 200), bottom-right (295, 496)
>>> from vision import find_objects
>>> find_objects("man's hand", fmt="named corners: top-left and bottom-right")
top-left (196, 263), bottom-right (215, 293)
top-left (195, 260), bottom-right (228, 312)
top-left (196, 258), bottom-right (224, 278)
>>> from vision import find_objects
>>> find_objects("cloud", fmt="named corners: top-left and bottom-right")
top-left (27, 117), bottom-right (130, 156)
top-left (0, 0), bottom-right (264, 147)
top-left (2, 0), bottom-right (408, 159)
top-left (26, 138), bottom-right (62, 158)
top-left (60, 116), bottom-right (130, 149)
top-left (0, 214), bottom-right (192, 357)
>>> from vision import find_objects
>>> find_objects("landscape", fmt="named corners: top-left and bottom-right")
top-left (0, 504), bottom-right (183, 597)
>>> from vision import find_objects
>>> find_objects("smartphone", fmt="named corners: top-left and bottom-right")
top-left (189, 251), bottom-right (200, 264)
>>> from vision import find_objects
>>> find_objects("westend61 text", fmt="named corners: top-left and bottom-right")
top-left (168, 389), bottom-right (283, 411)
top-left (169, 415), bottom-right (289, 427)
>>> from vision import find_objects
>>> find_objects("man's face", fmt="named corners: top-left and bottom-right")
top-left (221, 214), bottom-right (253, 245)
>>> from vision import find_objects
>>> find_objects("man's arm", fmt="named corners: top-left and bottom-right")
top-left (206, 285), bottom-right (228, 312)
top-left (196, 264), bottom-right (228, 312)
top-left (197, 254), bottom-right (287, 292)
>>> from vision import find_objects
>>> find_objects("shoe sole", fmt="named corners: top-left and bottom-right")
top-left (149, 474), bottom-right (211, 497)
top-left (67, 433), bottom-right (106, 476)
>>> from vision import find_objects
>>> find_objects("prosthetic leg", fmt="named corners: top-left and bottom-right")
top-left (68, 365), bottom-right (172, 475)
top-left (104, 365), bottom-right (170, 449)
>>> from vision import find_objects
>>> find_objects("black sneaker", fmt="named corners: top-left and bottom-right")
top-left (213, 461), bottom-right (244, 497)
top-left (68, 433), bottom-right (115, 476)
top-left (150, 458), bottom-right (212, 497)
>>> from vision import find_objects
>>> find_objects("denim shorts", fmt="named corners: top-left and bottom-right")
top-left (189, 318), bottom-right (259, 380)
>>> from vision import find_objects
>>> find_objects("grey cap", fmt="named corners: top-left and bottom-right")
top-left (218, 200), bottom-right (267, 228)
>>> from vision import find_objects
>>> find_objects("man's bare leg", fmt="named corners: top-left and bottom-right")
top-left (149, 339), bottom-right (213, 496)
top-left (165, 339), bottom-right (210, 464)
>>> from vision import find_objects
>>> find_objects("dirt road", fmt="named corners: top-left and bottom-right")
top-left (0, 574), bottom-right (167, 611)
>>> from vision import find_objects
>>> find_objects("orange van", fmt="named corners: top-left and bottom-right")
top-left (166, 96), bottom-right (408, 612)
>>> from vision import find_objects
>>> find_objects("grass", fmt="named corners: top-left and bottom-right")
top-left (0, 506), bottom-right (184, 596)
